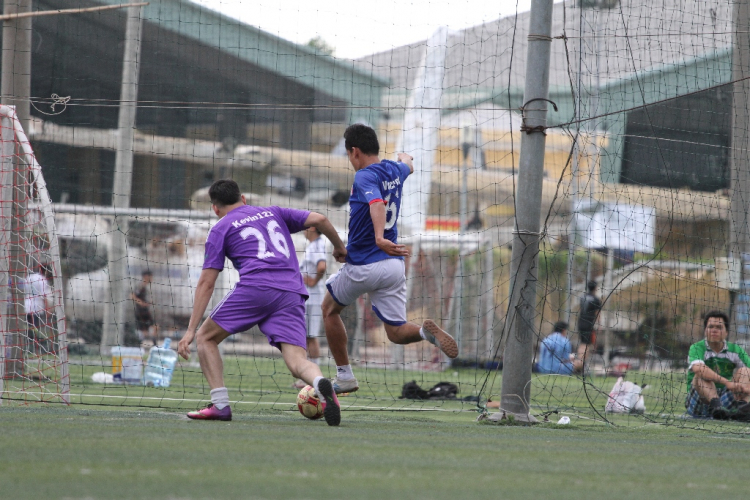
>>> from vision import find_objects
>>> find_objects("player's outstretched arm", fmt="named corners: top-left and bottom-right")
top-left (178, 268), bottom-right (220, 360)
top-left (304, 212), bottom-right (347, 263)
top-left (397, 153), bottom-right (414, 174)
top-left (370, 202), bottom-right (409, 257)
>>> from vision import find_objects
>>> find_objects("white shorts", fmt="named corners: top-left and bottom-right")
top-left (305, 299), bottom-right (323, 338)
top-left (325, 259), bottom-right (407, 326)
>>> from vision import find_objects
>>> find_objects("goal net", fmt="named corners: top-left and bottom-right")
top-left (14, 0), bottom-right (750, 434)
top-left (0, 105), bottom-right (69, 404)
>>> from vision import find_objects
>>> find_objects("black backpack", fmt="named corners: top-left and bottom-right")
top-left (427, 382), bottom-right (459, 399)
top-left (400, 380), bottom-right (429, 400)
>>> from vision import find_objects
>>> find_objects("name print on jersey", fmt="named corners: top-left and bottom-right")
top-left (382, 177), bottom-right (401, 191)
top-left (231, 210), bottom-right (275, 228)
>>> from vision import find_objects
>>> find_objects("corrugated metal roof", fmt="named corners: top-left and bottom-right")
top-left (355, 0), bottom-right (732, 108)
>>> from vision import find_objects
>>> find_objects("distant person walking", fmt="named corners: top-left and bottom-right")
top-left (131, 270), bottom-right (158, 344)
top-left (576, 280), bottom-right (602, 372)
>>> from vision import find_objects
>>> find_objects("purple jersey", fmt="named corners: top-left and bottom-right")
top-left (203, 205), bottom-right (310, 296)
top-left (346, 160), bottom-right (411, 265)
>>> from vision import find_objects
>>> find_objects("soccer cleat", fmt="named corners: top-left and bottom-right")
top-left (730, 401), bottom-right (750, 422)
top-left (422, 319), bottom-right (459, 359)
top-left (332, 376), bottom-right (359, 394)
top-left (317, 378), bottom-right (341, 426)
top-left (187, 403), bottom-right (232, 421)
top-left (709, 398), bottom-right (730, 420)
top-left (292, 378), bottom-right (307, 389)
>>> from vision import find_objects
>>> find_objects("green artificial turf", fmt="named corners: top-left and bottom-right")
top-left (1, 405), bottom-right (749, 500)
top-left (4, 352), bottom-right (750, 499)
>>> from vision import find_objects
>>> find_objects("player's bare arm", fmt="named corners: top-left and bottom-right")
top-left (304, 212), bottom-right (347, 263)
top-left (692, 363), bottom-right (727, 384)
top-left (397, 152), bottom-right (414, 174)
top-left (178, 268), bottom-right (220, 360)
top-left (370, 202), bottom-right (409, 257)
top-left (304, 260), bottom-right (326, 287)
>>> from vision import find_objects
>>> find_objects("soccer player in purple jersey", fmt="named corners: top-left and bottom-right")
top-left (322, 124), bottom-right (458, 394)
top-left (177, 179), bottom-right (346, 425)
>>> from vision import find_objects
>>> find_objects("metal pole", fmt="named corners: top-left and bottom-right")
top-left (603, 246), bottom-right (614, 367)
top-left (483, 238), bottom-right (495, 358)
top-left (730, 0), bottom-right (750, 345)
top-left (101, 6), bottom-right (143, 354)
top-left (1, 0), bottom-right (31, 380)
top-left (496, 0), bottom-right (555, 422)
top-left (1, 0), bottom-right (31, 132)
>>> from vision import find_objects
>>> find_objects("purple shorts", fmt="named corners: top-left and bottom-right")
top-left (209, 284), bottom-right (307, 350)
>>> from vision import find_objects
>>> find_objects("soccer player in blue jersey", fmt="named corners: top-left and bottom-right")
top-left (322, 124), bottom-right (458, 394)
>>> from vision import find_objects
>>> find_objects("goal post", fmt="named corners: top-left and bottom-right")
top-left (0, 105), bottom-right (69, 405)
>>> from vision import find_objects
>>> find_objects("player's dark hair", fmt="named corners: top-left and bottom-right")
top-left (553, 321), bottom-right (568, 333)
top-left (587, 280), bottom-right (598, 292)
top-left (142, 269), bottom-right (153, 277)
top-left (344, 124), bottom-right (379, 155)
top-left (703, 310), bottom-right (730, 329)
top-left (209, 179), bottom-right (242, 207)
top-left (39, 262), bottom-right (53, 280)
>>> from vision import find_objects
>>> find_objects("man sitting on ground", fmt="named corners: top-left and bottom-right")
top-left (535, 321), bottom-right (574, 375)
top-left (686, 310), bottom-right (750, 420)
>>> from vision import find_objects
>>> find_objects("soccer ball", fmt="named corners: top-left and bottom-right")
top-left (296, 385), bottom-right (324, 420)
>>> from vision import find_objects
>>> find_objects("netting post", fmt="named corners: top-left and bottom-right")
top-left (101, 5), bottom-right (144, 354)
top-left (730, 0), bottom-right (750, 348)
top-left (1, 0), bottom-right (32, 132)
top-left (495, 0), bottom-right (555, 424)
top-left (0, 114), bottom-right (14, 396)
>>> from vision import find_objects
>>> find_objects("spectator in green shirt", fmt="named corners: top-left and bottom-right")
top-left (685, 310), bottom-right (750, 420)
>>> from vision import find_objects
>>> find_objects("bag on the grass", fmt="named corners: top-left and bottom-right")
top-left (427, 382), bottom-right (458, 399)
top-left (400, 380), bottom-right (429, 399)
top-left (605, 377), bottom-right (647, 414)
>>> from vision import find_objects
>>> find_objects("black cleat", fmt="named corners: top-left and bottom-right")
top-left (709, 398), bottom-right (730, 420)
top-left (317, 378), bottom-right (341, 427)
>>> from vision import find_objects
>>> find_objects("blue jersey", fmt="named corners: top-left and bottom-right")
top-left (346, 160), bottom-right (411, 265)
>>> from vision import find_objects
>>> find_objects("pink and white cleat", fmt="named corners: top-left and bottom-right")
top-left (187, 403), bottom-right (232, 421)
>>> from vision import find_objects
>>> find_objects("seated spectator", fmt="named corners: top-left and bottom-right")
top-left (535, 321), bottom-right (574, 375)
top-left (686, 310), bottom-right (750, 421)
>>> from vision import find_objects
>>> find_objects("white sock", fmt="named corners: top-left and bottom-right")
top-left (311, 357), bottom-right (320, 366)
top-left (210, 387), bottom-right (230, 410)
top-left (419, 326), bottom-right (428, 341)
top-left (313, 376), bottom-right (324, 396)
top-left (336, 364), bottom-right (354, 380)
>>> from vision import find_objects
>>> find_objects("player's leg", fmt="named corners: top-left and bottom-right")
top-left (323, 264), bottom-right (371, 394)
top-left (322, 293), bottom-right (359, 394)
top-left (574, 331), bottom-right (594, 372)
top-left (281, 344), bottom-right (339, 426)
top-left (264, 291), bottom-right (340, 426)
top-left (322, 292), bottom-right (350, 366)
top-left (730, 367), bottom-right (750, 421)
top-left (188, 285), bottom-right (259, 421)
top-left (195, 317), bottom-right (231, 389)
top-left (372, 259), bottom-right (458, 358)
top-left (731, 366), bottom-right (750, 402)
top-left (187, 317), bottom-right (232, 421)
top-left (294, 303), bottom-right (323, 389)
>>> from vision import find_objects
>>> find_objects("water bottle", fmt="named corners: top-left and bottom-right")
top-left (143, 338), bottom-right (178, 388)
